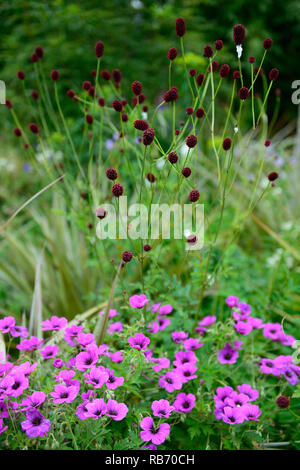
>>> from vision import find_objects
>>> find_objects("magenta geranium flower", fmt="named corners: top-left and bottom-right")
top-left (85, 398), bottom-right (106, 419)
top-left (0, 418), bottom-right (8, 435)
top-left (173, 350), bottom-right (197, 367)
top-left (64, 325), bottom-right (83, 347)
top-left (221, 406), bottom-right (245, 424)
top-left (237, 384), bottom-right (259, 401)
top-left (129, 294), bottom-right (150, 309)
top-left (83, 366), bottom-right (109, 388)
top-left (109, 351), bottom-right (124, 363)
top-left (42, 316), bottom-right (67, 331)
top-left (152, 399), bottom-right (174, 418)
top-left (40, 344), bottom-right (59, 359)
top-left (21, 391), bottom-right (47, 410)
top-left (171, 331), bottom-right (189, 343)
top-left (218, 343), bottom-right (239, 364)
top-left (128, 333), bottom-right (150, 350)
top-left (260, 358), bottom-right (281, 376)
top-left (107, 321), bottom-right (124, 335)
top-left (76, 332), bottom-right (95, 348)
top-left (183, 338), bottom-right (203, 351)
top-left (225, 296), bottom-right (239, 308)
top-left (158, 304), bottom-right (173, 316)
top-left (156, 317), bottom-right (171, 331)
top-left (50, 384), bottom-right (79, 403)
top-left (75, 344), bottom-right (99, 371)
top-left (173, 393), bottom-right (196, 413)
top-left (105, 399), bottom-right (128, 421)
top-left (21, 409), bottom-right (51, 438)
top-left (241, 404), bottom-right (261, 421)
top-left (158, 371), bottom-right (182, 393)
top-left (224, 391), bottom-right (249, 408)
top-left (140, 417), bottom-right (170, 445)
top-left (99, 308), bottom-right (119, 318)
top-left (6, 371), bottom-right (29, 397)
top-left (105, 369), bottom-right (124, 389)
top-left (147, 320), bottom-right (160, 334)
top-left (175, 364), bottom-right (198, 383)
top-left (150, 357), bottom-right (170, 372)
top-left (0, 316), bottom-right (15, 334)
top-left (234, 320), bottom-right (253, 336)
top-left (10, 325), bottom-right (28, 338)
top-left (198, 315), bottom-right (216, 327)
top-left (17, 336), bottom-right (43, 351)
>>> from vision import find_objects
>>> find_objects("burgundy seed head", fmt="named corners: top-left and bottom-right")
top-left (164, 86), bottom-right (178, 103)
top-left (175, 129), bottom-right (180, 135)
top-left (209, 60), bottom-right (219, 73)
top-left (112, 99), bottom-right (123, 112)
top-left (88, 223), bottom-right (93, 230)
top-left (222, 137), bottom-right (232, 151)
top-left (203, 45), bottom-right (213, 58)
top-left (106, 168), bottom-right (118, 180)
top-left (269, 68), bottom-right (279, 81)
top-left (134, 120), bottom-right (149, 131)
top-left (196, 73), bottom-right (205, 86)
top-left (143, 105), bottom-right (148, 112)
top-left (238, 86), bottom-right (249, 100)
top-left (168, 152), bottom-right (178, 164)
top-left (276, 396), bottom-right (290, 409)
top-left (101, 70), bottom-right (111, 81)
top-left (233, 24), bottom-right (246, 45)
top-left (17, 70), bottom-right (26, 80)
top-left (186, 107), bottom-right (193, 115)
top-left (112, 69), bottom-right (122, 83)
top-left (219, 64), bottom-right (230, 78)
top-left (80, 192), bottom-right (87, 199)
top-left (214, 39), bottom-right (223, 50)
top-left (189, 68), bottom-right (197, 77)
top-left (66, 89), bottom-right (75, 99)
top-left (91, 69), bottom-right (97, 77)
top-left (85, 114), bottom-right (93, 125)
top-left (132, 97), bottom-right (137, 107)
top-left (180, 121), bottom-right (185, 126)
top-left (187, 234), bottom-right (197, 244)
top-left (182, 167), bottom-right (191, 178)
top-left (35, 46), bottom-right (44, 58)
top-left (131, 80), bottom-right (142, 96)
top-left (254, 66), bottom-right (264, 76)
top-left (143, 244), bottom-right (151, 252)
top-left (275, 88), bottom-right (281, 96)
top-left (95, 41), bottom-right (104, 58)
top-left (138, 94), bottom-right (146, 104)
top-left (142, 128), bottom-right (155, 146)
top-left (98, 97), bottom-right (105, 107)
top-left (82, 81), bottom-right (91, 91)
top-left (122, 113), bottom-right (128, 122)
top-left (233, 70), bottom-right (241, 79)
top-left (195, 108), bottom-right (205, 119)
top-left (189, 190), bottom-right (200, 202)
top-left (263, 38), bottom-right (273, 50)
top-left (122, 251), bottom-right (132, 263)
top-left (51, 70), bottom-right (60, 81)
top-left (186, 135), bottom-right (197, 148)
top-left (30, 53), bottom-right (39, 63)
top-left (5, 99), bottom-right (12, 109)
top-left (264, 140), bottom-right (271, 147)
top-left (268, 171), bottom-right (278, 181)
top-left (146, 172), bottom-right (156, 183)
top-left (168, 47), bottom-right (178, 61)
top-left (122, 99), bottom-right (127, 106)
top-left (96, 207), bottom-right (106, 219)
top-left (175, 17), bottom-right (186, 37)
top-left (14, 128), bottom-right (22, 137)
top-left (249, 56), bottom-right (255, 64)
top-left (29, 123), bottom-right (39, 134)
top-left (112, 183), bottom-right (123, 197)
top-left (31, 90), bottom-right (40, 100)
top-left (88, 86), bottom-right (95, 97)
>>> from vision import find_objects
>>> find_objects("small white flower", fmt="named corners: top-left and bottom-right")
top-left (236, 45), bottom-right (243, 59)
top-left (234, 126), bottom-right (238, 133)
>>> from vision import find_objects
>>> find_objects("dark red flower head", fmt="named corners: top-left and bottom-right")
top-left (268, 171), bottom-right (278, 181)
top-left (88, 86), bottom-right (95, 97)
top-left (208, 60), bottom-right (219, 72)
top-left (66, 89), bottom-right (75, 99)
top-left (187, 234), bottom-right (197, 244)
top-left (214, 39), bottom-right (223, 50)
top-left (112, 69), bottom-right (122, 83)
top-left (29, 123), bottom-right (39, 134)
top-left (35, 46), bottom-right (44, 58)
top-left (138, 94), bottom-right (146, 104)
top-left (195, 108), bottom-right (205, 119)
top-left (106, 168), bottom-right (118, 180)
top-left (264, 140), bottom-right (271, 147)
top-left (131, 80), bottom-right (142, 96)
top-left (238, 86), bottom-right (249, 100)
top-left (175, 17), bottom-right (186, 37)
top-left (203, 45), bottom-right (213, 58)
top-left (189, 68), bottom-right (197, 77)
top-left (269, 68), bottom-right (279, 81)
top-left (275, 88), bottom-right (281, 96)
top-left (17, 70), bottom-right (26, 80)
top-left (112, 183), bottom-right (123, 197)
top-left (142, 105), bottom-right (148, 112)
top-left (132, 97), bottom-right (137, 107)
top-left (182, 167), bottom-right (191, 178)
top-left (168, 152), bottom-right (178, 164)
top-left (51, 70), bottom-right (60, 81)
top-left (146, 172), bottom-right (156, 183)
top-left (122, 251), bottom-right (133, 263)
top-left (186, 135), bottom-right (197, 148)
top-left (233, 70), bottom-right (241, 79)
top-left (14, 128), bottom-right (22, 137)
top-left (101, 70), bottom-right (111, 81)
top-left (164, 86), bottom-right (178, 103)
top-left (222, 138), bottom-right (232, 151)
top-left (186, 107), bottom-right (194, 115)
top-left (30, 53), bottom-right (39, 63)
top-left (95, 41), bottom-right (104, 58)
top-left (112, 99), bottom-right (123, 112)
top-left (189, 190), bottom-right (199, 202)
top-left (219, 64), bottom-right (230, 78)
top-left (263, 38), bottom-right (273, 50)
top-left (31, 90), bottom-right (40, 100)
top-left (85, 114), bottom-right (93, 125)
top-left (122, 113), bottom-right (128, 122)
top-left (233, 24), bottom-right (246, 45)
top-left (168, 47), bottom-right (178, 60)
top-left (276, 396), bottom-right (290, 409)
top-left (142, 128), bottom-right (155, 146)
top-left (98, 97), bottom-right (105, 107)
top-left (82, 81), bottom-right (91, 91)
top-left (96, 207), bottom-right (107, 219)
top-left (143, 244), bottom-right (151, 252)
top-left (175, 129), bottom-right (180, 135)
top-left (134, 120), bottom-right (149, 131)
top-left (249, 56), bottom-right (256, 64)
top-left (196, 73), bottom-right (205, 86)
top-left (5, 99), bottom-right (13, 109)
top-left (91, 69), bottom-right (97, 77)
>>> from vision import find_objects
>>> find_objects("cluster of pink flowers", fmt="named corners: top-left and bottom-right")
top-left (214, 384), bottom-right (261, 424)
top-left (260, 355), bottom-right (300, 386)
